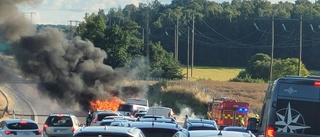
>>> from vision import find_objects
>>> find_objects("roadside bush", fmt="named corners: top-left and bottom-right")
top-left (147, 81), bottom-right (209, 116)
top-left (230, 71), bottom-right (266, 83)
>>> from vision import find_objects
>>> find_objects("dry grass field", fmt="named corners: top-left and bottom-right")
top-left (0, 66), bottom-right (267, 119)
top-left (180, 67), bottom-right (268, 115)
top-left (181, 67), bottom-right (243, 81)
top-left (197, 80), bottom-right (268, 115)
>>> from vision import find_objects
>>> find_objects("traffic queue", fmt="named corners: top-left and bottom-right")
top-left (0, 109), bottom-right (255, 137)
top-left (0, 98), bottom-right (255, 137)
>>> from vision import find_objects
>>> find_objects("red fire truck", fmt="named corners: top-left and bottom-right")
top-left (207, 97), bottom-right (250, 127)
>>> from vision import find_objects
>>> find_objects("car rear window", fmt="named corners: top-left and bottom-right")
top-left (45, 116), bottom-right (73, 127)
top-left (74, 132), bottom-right (132, 137)
top-left (7, 122), bottom-right (38, 130)
top-left (98, 113), bottom-right (118, 121)
top-left (140, 128), bottom-right (178, 137)
top-left (118, 104), bottom-right (133, 111)
top-left (278, 83), bottom-right (320, 100)
top-left (188, 126), bottom-right (217, 130)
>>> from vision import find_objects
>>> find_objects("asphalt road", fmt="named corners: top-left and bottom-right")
top-left (2, 83), bottom-right (87, 128)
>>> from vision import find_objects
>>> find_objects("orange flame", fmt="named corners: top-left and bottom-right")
top-left (90, 97), bottom-right (125, 112)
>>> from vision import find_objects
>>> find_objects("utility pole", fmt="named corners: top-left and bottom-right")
top-left (298, 15), bottom-right (302, 76)
top-left (187, 26), bottom-right (190, 80)
top-left (191, 12), bottom-right (195, 77)
top-left (174, 23), bottom-right (177, 60)
top-left (69, 20), bottom-right (80, 38)
top-left (145, 0), bottom-right (151, 80)
top-left (255, 17), bottom-right (309, 81)
top-left (270, 17), bottom-right (274, 82)
top-left (176, 16), bottom-right (179, 60)
top-left (25, 12), bottom-right (36, 22)
top-left (146, 9), bottom-right (150, 61)
top-left (142, 28), bottom-right (145, 44)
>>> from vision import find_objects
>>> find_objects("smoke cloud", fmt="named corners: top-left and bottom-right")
top-left (12, 28), bottom-right (125, 110)
top-left (0, 0), bottom-right (42, 43)
top-left (1, 0), bottom-right (133, 111)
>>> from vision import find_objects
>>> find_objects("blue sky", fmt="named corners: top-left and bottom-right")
top-left (18, 0), bottom-right (296, 25)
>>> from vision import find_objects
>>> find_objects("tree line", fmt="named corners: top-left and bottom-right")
top-left (37, 0), bottom-right (320, 80)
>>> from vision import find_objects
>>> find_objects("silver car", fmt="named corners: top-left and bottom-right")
top-left (173, 129), bottom-right (256, 137)
top-left (43, 113), bottom-right (82, 137)
top-left (0, 119), bottom-right (42, 137)
top-left (73, 126), bottom-right (145, 137)
top-left (125, 121), bottom-right (182, 137)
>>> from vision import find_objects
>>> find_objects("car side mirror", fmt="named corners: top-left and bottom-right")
top-left (247, 117), bottom-right (258, 133)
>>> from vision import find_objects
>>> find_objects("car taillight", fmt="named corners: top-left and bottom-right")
top-left (57, 114), bottom-right (63, 118)
top-left (266, 126), bottom-right (275, 137)
top-left (314, 81), bottom-right (320, 86)
top-left (19, 121), bottom-right (27, 124)
top-left (38, 130), bottom-right (42, 135)
top-left (218, 119), bottom-right (223, 125)
top-left (43, 123), bottom-right (48, 132)
top-left (5, 130), bottom-right (11, 135)
top-left (33, 130), bottom-right (42, 135)
top-left (72, 126), bottom-right (75, 132)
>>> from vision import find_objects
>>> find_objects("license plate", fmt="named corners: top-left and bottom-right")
top-left (55, 129), bottom-right (65, 132)
top-left (18, 131), bottom-right (30, 135)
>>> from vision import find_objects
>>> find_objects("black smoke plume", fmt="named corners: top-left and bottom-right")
top-left (1, 0), bottom-right (127, 111)
top-left (12, 28), bottom-right (125, 110)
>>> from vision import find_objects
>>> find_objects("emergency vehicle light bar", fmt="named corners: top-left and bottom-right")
top-left (238, 108), bottom-right (248, 112)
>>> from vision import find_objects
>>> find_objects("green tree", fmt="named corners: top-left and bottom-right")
top-left (246, 53), bottom-right (271, 80)
top-left (78, 9), bottom-right (107, 48)
top-left (273, 2), bottom-right (293, 18)
top-left (149, 42), bottom-right (183, 79)
top-left (272, 58), bottom-right (309, 80)
top-left (234, 53), bottom-right (310, 82)
top-left (103, 23), bottom-right (143, 68)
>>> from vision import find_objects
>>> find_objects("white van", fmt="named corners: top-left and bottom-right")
top-left (146, 106), bottom-right (174, 119)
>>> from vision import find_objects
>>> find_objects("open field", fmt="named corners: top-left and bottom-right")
top-left (182, 67), bottom-right (243, 81)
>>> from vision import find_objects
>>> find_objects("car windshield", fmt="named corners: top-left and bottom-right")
top-left (7, 122), bottom-right (38, 129)
top-left (140, 128), bottom-right (178, 137)
top-left (45, 116), bottom-right (73, 127)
